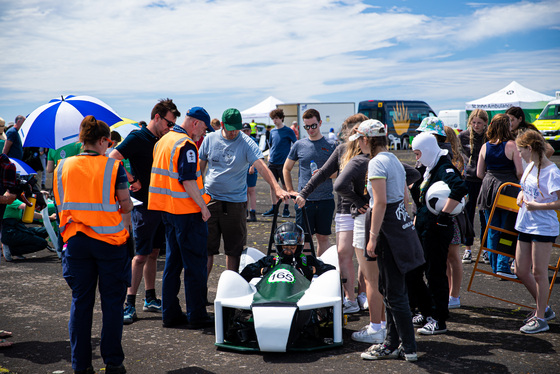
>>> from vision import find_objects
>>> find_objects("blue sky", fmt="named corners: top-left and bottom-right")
top-left (0, 0), bottom-right (559, 125)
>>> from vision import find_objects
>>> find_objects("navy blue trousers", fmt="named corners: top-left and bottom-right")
top-left (161, 212), bottom-right (209, 322)
top-left (62, 234), bottom-right (130, 371)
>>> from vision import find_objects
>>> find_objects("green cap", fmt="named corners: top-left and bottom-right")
top-left (222, 108), bottom-right (243, 131)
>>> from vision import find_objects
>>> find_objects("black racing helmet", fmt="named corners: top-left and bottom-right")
top-left (274, 222), bottom-right (305, 258)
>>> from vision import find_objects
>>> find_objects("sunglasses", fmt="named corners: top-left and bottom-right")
top-left (104, 138), bottom-right (114, 148)
top-left (303, 123), bottom-right (318, 130)
top-left (160, 116), bottom-right (176, 128)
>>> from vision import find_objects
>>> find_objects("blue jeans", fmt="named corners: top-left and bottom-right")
top-left (62, 235), bottom-right (130, 371)
top-left (484, 209), bottom-right (512, 274)
top-left (161, 212), bottom-right (209, 322)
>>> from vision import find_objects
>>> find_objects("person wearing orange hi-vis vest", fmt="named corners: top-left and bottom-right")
top-left (148, 106), bottom-right (215, 329)
top-left (55, 115), bottom-right (133, 374)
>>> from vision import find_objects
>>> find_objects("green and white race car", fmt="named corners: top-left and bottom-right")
top-left (214, 245), bottom-right (342, 352)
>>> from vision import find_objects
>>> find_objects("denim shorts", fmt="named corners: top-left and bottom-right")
top-left (247, 171), bottom-right (258, 188)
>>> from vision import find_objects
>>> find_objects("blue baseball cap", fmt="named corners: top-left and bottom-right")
top-left (187, 107), bottom-right (213, 132)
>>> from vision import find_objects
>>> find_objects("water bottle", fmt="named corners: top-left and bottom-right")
top-left (22, 194), bottom-right (37, 223)
top-left (310, 160), bottom-right (318, 175)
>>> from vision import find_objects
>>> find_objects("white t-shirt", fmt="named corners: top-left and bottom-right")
top-left (515, 162), bottom-right (560, 236)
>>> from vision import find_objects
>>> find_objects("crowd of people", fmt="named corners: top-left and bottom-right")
top-left (1, 102), bottom-right (559, 372)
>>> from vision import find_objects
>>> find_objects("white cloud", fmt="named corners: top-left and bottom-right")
top-left (455, 0), bottom-right (560, 43)
top-left (0, 0), bottom-right (558, 119)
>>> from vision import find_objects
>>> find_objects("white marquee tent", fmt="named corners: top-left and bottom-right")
top-left (466, 81), bottom-right (554, 111)
top-left (465, 81), bottom-right (554, 122)
top-left (241, 96), bottom-right (284, 124)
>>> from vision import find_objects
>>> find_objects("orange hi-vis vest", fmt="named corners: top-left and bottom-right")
top-left (54, 154), bottom-right (129, 246)
top-left (148, 129), bottom-right (210, 214)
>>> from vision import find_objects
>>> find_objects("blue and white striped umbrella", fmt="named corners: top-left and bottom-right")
top-left (20, 95), bottom-right (123, 149)
top-left (9, 157), bottom-right (36, 176)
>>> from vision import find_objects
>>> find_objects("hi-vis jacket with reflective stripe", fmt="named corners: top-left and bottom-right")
top-left (148, 130), bottom-right (210, 214)
top-left (54, 154), bottom-right (129, 246)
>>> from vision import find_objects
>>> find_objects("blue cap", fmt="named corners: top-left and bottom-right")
top-left (187, 107), bottom-right (213, 132)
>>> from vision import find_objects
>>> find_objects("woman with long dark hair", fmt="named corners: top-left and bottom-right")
top-left (477, 113), bottom-right (523, 277)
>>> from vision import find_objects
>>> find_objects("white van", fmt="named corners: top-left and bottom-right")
top-left (438, 110), bottom-right (467, 131)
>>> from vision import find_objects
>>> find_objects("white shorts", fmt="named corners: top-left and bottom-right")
top-left (335, 213), bottom-right (354, 233)
top-left (353, 213), bottom-right (366, 250)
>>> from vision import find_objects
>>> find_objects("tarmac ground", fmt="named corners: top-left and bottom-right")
top-left (0, 149), bottom-right (559, 374)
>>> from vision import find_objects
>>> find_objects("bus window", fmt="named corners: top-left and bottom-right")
top-left (359, 108), bottom-right (384, 122)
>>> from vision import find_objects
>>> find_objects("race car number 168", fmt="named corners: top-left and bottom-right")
top-left (268, 269), bottom-right (295, 283)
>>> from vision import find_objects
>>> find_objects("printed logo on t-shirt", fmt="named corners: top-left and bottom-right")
top-left (186, 149), bottom-right (196, 163)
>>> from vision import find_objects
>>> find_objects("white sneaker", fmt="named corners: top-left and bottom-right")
top-left (497, 271), bottom-right (517, 279)
top-left (357, 292), bottom-right (369, 310)
top-left (351, 325), bottom-right (386, 343)
top-left (343, 298), bottom-right (360, 314)
top-left (448, 296), bottom-right (461, 309)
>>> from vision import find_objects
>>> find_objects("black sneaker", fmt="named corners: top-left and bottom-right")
top-left (106, 364), bottom-right (126, 374)
top-left (417, 317), bottom-right (447, 335)
top-left (247, 210), bottom-right (257, 222)
top-left (482, 251), bottom-right (490, 264)
top-left (412, 313), bottom-right (426, 327)
top-left (282, 206), bottom-right (290, 218)
top-left (74, 366), bottom-right (95, 374)
top-left (361, 344), bottom-right (399, 360)
top-left (187, 314), bottom-right (214, 329)
top-left (262, 207), bottom-right (275, 217)
top-left (162, 312), bottom-right (189, 328)
top-left (462, 250), bottom-right (472, 264)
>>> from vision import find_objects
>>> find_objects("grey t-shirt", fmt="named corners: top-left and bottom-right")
top-left (367, 151), bottom-right (406, 205)
top-left (287, 137), bottom-right (336, 201)
top-left (199, 131), bottom-right (263, 202)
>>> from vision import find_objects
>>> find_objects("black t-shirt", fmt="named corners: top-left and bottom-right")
top-left (115, 127), bottom-right (159, 204)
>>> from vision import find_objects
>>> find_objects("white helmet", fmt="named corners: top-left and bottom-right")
top-left (426, 181), bottom-right (465, 216)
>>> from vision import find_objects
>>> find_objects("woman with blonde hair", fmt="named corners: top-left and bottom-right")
top-left (514, 129), bottom-right (560, 333)
top-left (335, 119), bottom-right (386, 345)
top-left (0, 117), bottom-right (6, 142)
top-left (443, 126), bottom-right (465, 309)
top-left (458, 109), bottom-right (488, 264)
top-left (296, 113), bottom-right (369, 314)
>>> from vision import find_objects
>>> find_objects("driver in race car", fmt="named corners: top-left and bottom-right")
top-left (240, 222), bottom-right (335, 282)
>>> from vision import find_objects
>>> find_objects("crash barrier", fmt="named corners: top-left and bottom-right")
top-left (467, 182), bottom-right (560, 309)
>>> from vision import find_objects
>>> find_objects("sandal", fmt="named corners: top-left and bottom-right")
top-left (0, 339), bottom-right (13, 348)
top-left (0, 330), bottom-right (12, 339)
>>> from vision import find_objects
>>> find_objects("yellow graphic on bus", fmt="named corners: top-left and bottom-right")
top-left (392, 102), bottom-right (410, 135)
